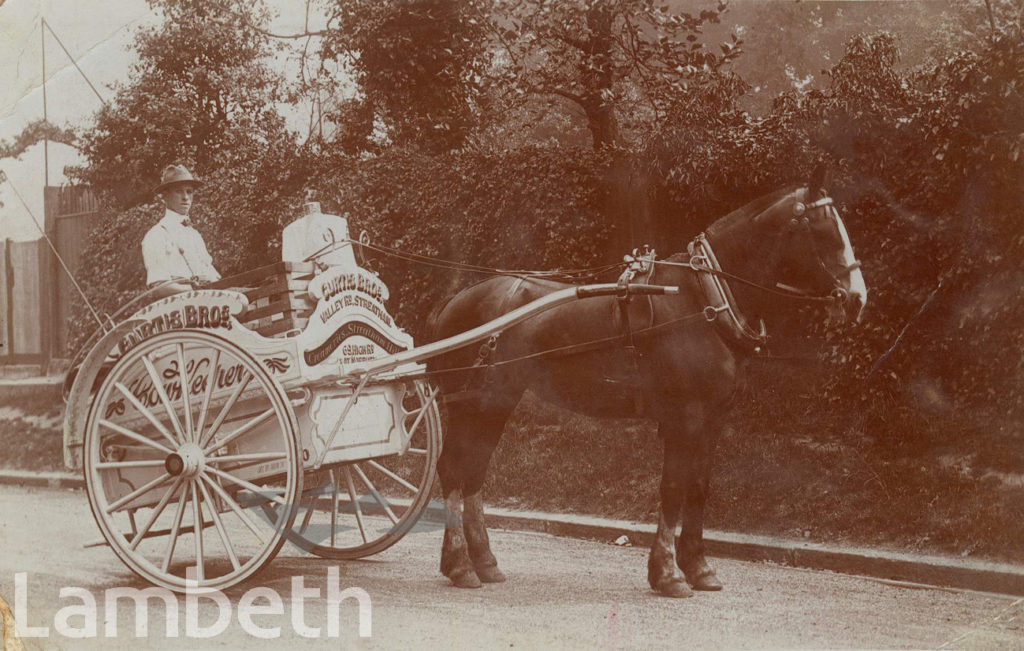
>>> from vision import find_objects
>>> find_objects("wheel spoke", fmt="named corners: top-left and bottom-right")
top-left (191, 482), bottom-right (204, 582)
top-left (198, 371), bottom-right (253, 449)
top-left (343, 467), bottom-right (367, 544)
top-left (200, 475), bottom-right (266, 545)
top-left (204, 452), bottom-right (287, 465)
top-left (330, 470), bottom-right (339, 546)
top-left (366, 460), bottom-right (418, 493)
top-left (112, 385), bottom-right (180, 449)
top-left (352, 464), bottom-right (398, 525)
top-left (193, 349), bottom-right (220, 447)
top-left (141, 355), bottom-right (186, 442)
top-left (197, 478), bottom-right (240, 571)
top-left (129, 477), bottom-right (183, 551)
top-left (105, 472), bottom-right (172, 514)
top-left (98, 419), bottom-right (174, 456)
top-left (161, 484), bottom-right (190, 572)
top-left (406, 447), bottom-right (428, 456)
top-left (205, 467), bottom-right (287, 506)
top-left (176, 344), bottom-right (195, 443)
top-left (297, 499), bottom-right (316, 536)
top-left (203, 408), bottom-right (275, 457)
top-left (95, 459), bottom-right (166, 470)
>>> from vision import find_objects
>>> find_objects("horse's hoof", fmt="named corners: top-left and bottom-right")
top-left (656, 578), bottom-right (694, 599)
top-left (449, 569), bottom-right (483, 589)
top-left (475, 565), bottom-right (506, 583)
top-left (687, 570), bottom-right (723, 591)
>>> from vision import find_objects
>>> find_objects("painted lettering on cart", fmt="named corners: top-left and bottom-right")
top-left (319, 272), bottom-right (384, 303)
top-left (304, 322), bottom-right (406, 366)
top-left (118, 305), bottom-right (233, 355)
top-left (104, 357), bottom-right (248, 416)
top-left (318, 293), bottom-right (393, 328)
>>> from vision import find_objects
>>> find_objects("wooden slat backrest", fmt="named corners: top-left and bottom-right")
top-left (211, 262), bottom-right (316, 337)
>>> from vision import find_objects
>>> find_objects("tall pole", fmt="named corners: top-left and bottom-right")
top-left (41, 17), bottom-right (49, 187)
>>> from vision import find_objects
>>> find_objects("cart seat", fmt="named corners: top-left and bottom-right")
top-left (209, 261), bottom-right (316, 337)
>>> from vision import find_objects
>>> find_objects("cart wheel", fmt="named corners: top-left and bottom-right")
top-left (269, 379), bottom-right (442, 559)
top-left (82, 331), bottom-right (303, 592)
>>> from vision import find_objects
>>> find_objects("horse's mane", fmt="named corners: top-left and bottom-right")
top-left (706, 185), bottom-right (800, 238)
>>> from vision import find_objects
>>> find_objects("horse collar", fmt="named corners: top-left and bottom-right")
top-left (688, 234), bottom-right (768, 353)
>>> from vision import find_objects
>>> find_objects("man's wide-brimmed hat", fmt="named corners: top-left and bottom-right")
top-left (153, 164), bottom-right (202, 195)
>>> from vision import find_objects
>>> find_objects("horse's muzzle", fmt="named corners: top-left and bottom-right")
top-left (829, 287), bottom-right (867, 323)
top-left (846, 288), bottom-right (867, 323)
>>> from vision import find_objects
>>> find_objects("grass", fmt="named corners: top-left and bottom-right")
top-left (483, 392), bottom-right (1024, 564)
top-left (0, 394), bottom-right (64, 472)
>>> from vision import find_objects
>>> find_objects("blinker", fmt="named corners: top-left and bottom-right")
top-left (793, 202), bottom-right (806, 216)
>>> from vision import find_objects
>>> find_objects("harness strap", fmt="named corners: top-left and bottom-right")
top-left (446, 276), bottom-right (527, 403)
top-left (613, 250), bottom-right (658, 414)
top-left (688, 234), bottom-right (767, 352)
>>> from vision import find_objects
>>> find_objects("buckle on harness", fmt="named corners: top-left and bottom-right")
top-left (703, 305), bottom-right (723, 322)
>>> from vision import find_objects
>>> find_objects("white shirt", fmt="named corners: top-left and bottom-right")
top-left (281, 209), bottom-right (358, 272)
top-left (142, 209), bottom-right (221, 285)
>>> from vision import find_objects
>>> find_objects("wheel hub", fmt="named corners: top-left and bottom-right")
top-left (165, 443), bottom-right (204, 478)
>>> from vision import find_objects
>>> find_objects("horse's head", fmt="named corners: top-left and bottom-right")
top-left (764, 167), bottom-right (867, 323)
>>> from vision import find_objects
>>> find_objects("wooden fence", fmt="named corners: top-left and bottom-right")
top-left (46, 186), bottom-right (100, 359)
top-left (0, 186), bottom-right (99, 369)
top-left (0, 239), bottom-right (48, 364)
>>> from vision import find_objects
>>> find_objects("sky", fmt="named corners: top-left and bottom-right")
top-left (0, 0), bottom-right (330, 240)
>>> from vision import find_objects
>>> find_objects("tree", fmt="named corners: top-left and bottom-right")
top-left (320, 0), bottom-right (492, 154)
top-left (67, 0), bottom-right (311, 350)
top-left (0, 119), bottom-right (77, 159)
top-left (492, 0), bottom-right (742, 150)
top-left (71, 0), bottom-right (295, 210)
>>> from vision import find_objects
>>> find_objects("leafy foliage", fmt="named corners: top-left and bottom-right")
top-left (67, 0), bottom-right (311, 352)
top-left (309, 145), bottom-right (616, 338)
top-left (66, 0), bottom-right (1023, 514)
top-left (490, 0), bottom-right (742, 150)
top-left (0, 119), bottom-right (77, 159)
top-left (320, 0), bottom-right (492, 154)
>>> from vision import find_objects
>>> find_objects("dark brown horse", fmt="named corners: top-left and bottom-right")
top-left (424, 171), bottom-right (867, 598)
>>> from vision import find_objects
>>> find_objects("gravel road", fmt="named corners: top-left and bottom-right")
top-left (0, 484), bottom-right (1020, 649)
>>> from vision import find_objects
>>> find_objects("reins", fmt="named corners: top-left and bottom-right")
top-left (306, 195), bottom-right (859, 376)
top-left (308, 236), bottom-right (626, 282)
top-left (652, 258), bottom-right (838, 304)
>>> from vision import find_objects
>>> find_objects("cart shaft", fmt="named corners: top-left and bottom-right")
top-left (345, 282), bottom-right (677, 378)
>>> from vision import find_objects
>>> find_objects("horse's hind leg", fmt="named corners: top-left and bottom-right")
top-left (438, 417), bottom-right (479, 589)
top-left (437, 402), bottom-right (512, 588)
top-left (459, 407), bottom-right (512, 583)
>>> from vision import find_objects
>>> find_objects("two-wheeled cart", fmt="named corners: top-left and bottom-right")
top-left (63, 253), bottom-right (675, 592)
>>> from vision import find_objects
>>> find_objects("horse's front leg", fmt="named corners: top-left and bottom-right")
top-left (676, 423), bottom-right (723, 592)
top-left (463, 491), bottom-right (506, 583)
top-left (648, 428), bottom-right (693, 598)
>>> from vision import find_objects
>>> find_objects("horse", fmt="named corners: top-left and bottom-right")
top-left (424, 168), bottom-right (867, 598)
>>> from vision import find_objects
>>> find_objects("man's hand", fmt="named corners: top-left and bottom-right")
top-left (147, 280), bottom-right (192, 300)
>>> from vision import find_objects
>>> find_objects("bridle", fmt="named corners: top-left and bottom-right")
top-left (780, 195), bottom-right (862, 306)
top-left (654, 193), bottom-right (863, 350)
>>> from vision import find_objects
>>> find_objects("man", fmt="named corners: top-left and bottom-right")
top-left (142, 164), bottom-right (220, 295)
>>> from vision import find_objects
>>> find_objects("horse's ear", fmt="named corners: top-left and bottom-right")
top-left (808, 164), bottom-right (830, 199)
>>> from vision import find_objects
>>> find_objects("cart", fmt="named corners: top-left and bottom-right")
top-left (62, 247), bottom-right (676, 592)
